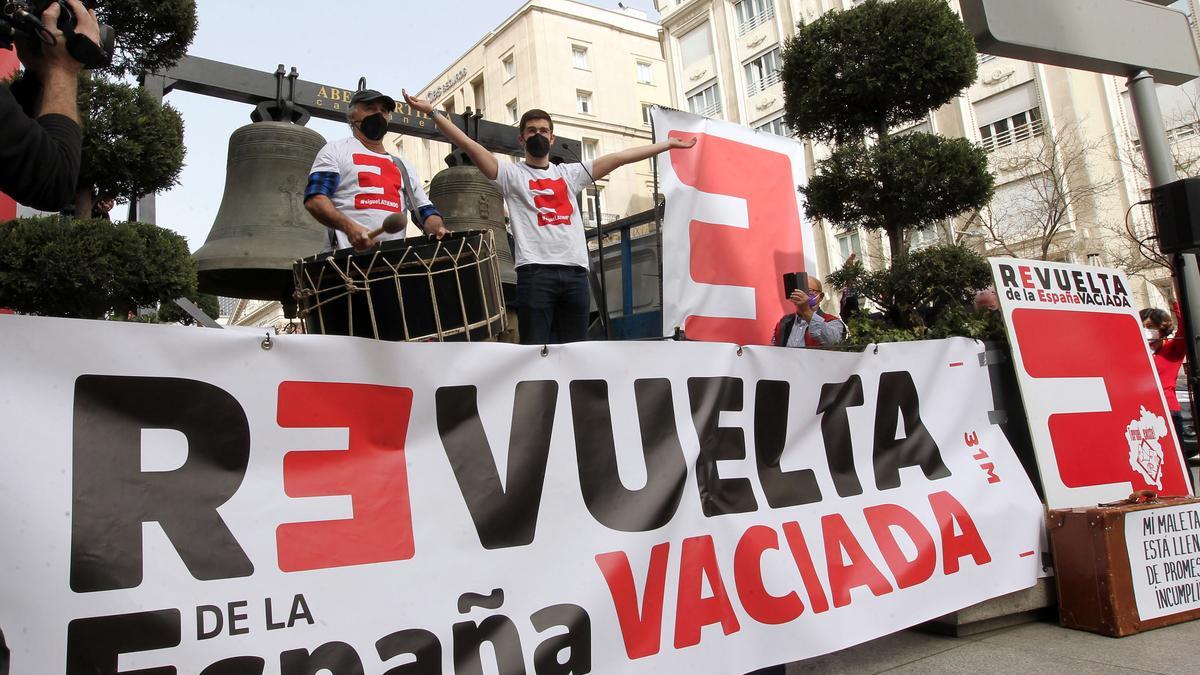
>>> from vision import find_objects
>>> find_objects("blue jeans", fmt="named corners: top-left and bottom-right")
top-left (516, 264), bottom-right (590, 345)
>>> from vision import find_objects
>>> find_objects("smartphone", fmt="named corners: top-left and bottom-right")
top-left (783, 271), bottom-right (808, 298)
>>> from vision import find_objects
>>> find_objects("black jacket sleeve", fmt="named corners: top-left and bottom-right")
top-left (0, 84), bottom-right (82, 212)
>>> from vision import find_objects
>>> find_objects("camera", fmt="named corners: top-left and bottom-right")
top-left (0, 0), bottom-right (115, 69)
top-left (783, 271), bottom-right (808, 298)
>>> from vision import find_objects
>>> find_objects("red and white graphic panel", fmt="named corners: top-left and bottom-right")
top-left (653, 107), bottom-right (816, 345)
top-left (989, 258), bottom-right (1193, 508)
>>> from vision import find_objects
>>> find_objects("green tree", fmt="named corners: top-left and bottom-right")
top-left (98, 0), bottom-right (199, 78)
top-left (0, 217), bottom-right (197, 319)
top-left (782, 0), bottom-right (993, 259)
top-left (826, 245), bottom-right (1000, 342)
top-left (77, 76), bottom-right (185, 211)
top-left (74, 0), bottom-right (197, 214)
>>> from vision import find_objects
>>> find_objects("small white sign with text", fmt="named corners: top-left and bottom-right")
top-left (1126, 502), bottom-right (1200, 620)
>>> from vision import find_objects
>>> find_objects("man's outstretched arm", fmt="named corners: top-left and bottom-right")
top-left (403, 90), bottom-right (499, 180)
top-left (590, 136), bottom-right (696, 181)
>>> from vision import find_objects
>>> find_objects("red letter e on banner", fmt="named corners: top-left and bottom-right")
top-left (276, 381), bottom-right (416, 571)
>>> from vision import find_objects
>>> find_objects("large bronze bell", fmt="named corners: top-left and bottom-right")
top-left (428, 153), bottom-right (516, 288)
top-left (193, 120), bottom-right (328, 306)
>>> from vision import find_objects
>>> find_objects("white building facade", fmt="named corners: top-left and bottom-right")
top-left (654, 0), bottom-right (1200, 309)
top-left (397, 0), bottom-right (674, 230)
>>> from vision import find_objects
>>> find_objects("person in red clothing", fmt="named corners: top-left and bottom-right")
top-left (1142, 305), bottom-right (1188, 450)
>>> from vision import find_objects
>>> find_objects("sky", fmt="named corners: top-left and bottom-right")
top-left (152, 0), bottom-right (662, 251)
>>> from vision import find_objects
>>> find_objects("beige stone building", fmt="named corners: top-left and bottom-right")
top-left (396, 0), bottom-right (674, 229)
top-left (654, 0), bottom-right (1200, 309)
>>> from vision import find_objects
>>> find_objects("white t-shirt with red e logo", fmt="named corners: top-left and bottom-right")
top-left (493, 160), bottom-right (594, 270)
top-left (309, 137), bottom-right (432, 249)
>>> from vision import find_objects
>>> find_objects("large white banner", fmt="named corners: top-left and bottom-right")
top-left (989, 257), bottom-right (1192, 509)
top-left (652, 107), bottom-right (817, 346)
top-left (0, 316), bottom-right (1042, 673)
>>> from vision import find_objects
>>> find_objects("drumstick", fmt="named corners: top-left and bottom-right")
top-left (367, 211), bottom-right (410, 240)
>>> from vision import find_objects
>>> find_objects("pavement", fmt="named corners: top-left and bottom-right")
top-left (783, 618), bottom-right (1200, 674)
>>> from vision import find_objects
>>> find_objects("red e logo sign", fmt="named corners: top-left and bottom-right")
top-left (276, 381), bottom-right (416, 572)
top-left (1013, 308), bottom-right (1190, 496)
top-left (667, 132), bottom-right (806, 346)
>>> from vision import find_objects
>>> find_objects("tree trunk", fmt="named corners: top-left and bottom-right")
top-left (887, 224), bottom-right (904, 260)
top-left (74, 188), bottom-right (93, 221)
top-left (876, 121), bottom-right (906, 261)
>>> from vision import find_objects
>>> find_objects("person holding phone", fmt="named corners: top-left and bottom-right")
top-left (772, 273), bottom-right (845, 348)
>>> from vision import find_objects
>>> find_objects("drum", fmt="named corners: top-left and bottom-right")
top-left (293, 230), bottom-right (506, 341)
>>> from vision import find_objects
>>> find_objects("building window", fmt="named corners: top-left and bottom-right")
top-left (502, 54), bottom-right (515, 80)
top-left (577, 90), bottom-right (592, 114)
top-left (687, 82), bottom-right (722, 118)
top-left (582, 138), bottom-right (598, 162)
top-left (837, 230), bottom-right (862, 265)
top-left (641, 103), bottom-right (654, 126)
top-left (755, 115), bottom-right (790, 137)
top-left (974, 83), bottom-right (1043, 152)
top-left (679, 23), bottom-right (714, 69)
top-left (572, 45), bottom-right (589, 70)
top-left (979, 107), bottom-right (1043, 152)
top-left (506, 99), bottom-right (518, 124)
top-left (735, 0), bottom-right (775, 36)
top-left (895, 116), bottom-right (932, 137)
top-left (636, 61), bottom-right (654, 84)
top-left (910, 225), bottom-right (940, 250)
top-left (584, 187), bottom-right (603, 229)
top-left (471, 77), bottom-right (485, 113)
top-left (744, 47), bottom-right (782, 97)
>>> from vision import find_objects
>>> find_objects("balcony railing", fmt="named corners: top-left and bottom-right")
top-left (746, 69), bottom-right (782, 97)
top-left (690, 102), bottom-right (722, 119)
top-left (737, 8), bottom-right (775, 36)
top-left (583, 213), bottom-right (621, 230)
top-left (981, 118), bottom-right (1044, 152)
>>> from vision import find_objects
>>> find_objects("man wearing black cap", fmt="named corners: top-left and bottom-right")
top-left (304, 89), bottom-right (448, 250)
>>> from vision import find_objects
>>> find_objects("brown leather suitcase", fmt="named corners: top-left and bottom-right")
top-left (1048, 495), bottom-right (1200, 636)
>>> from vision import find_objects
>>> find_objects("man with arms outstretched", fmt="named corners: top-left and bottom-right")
top-left (404, 91), bottom-right (694, 344)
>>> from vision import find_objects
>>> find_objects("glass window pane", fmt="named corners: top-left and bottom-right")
top-left (679, 24), bottom-right (714, 67)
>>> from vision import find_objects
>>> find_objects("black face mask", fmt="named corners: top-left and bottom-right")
top-left (524, 133), bottom-right (551, 158)
top-left (358, 113), bottom-right (389, 141)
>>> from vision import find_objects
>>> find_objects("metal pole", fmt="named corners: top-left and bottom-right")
top-left (1128, 69), bottom-right (1200, 451)
top-left (137, 73), bottom-right (166, 225)
top-left (593, 190), bottom-right (611, 340)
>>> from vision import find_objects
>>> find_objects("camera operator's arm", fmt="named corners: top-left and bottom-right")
top-left (0, 1), bottom-right (99, 210)
top-left (22, 0), bottom-right (98, 121)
